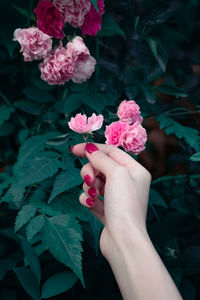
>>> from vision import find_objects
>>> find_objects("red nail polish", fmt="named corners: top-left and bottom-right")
top-left (86, 198), bottom-right (94, 207)
top-left (88, 187), bottom-right (96, 198)
top-left (85, 143), bottom-right (99, 154)
top-left (84, 174), bottom-right (92, 186)
top-left (70, 145), bottom-right (74, 152)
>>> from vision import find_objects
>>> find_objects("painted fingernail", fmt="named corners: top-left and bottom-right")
top-left (88, 187), bottom-right (96, 198)
top-left (84, 174), bottom-right (92, 186)
top-left (85, 143), bottom-right (99, 154)
top-left (70, 145), bottom-right (74, 152)
top-left (86, 198), bottom-right (94, 207)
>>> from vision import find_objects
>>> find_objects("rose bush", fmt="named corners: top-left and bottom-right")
top-left (0, 0), bottom-right (200, 299)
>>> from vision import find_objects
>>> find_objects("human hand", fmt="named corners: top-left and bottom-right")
top-left (71, 142), bottom-right (151, 257)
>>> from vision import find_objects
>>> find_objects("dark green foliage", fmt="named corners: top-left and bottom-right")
top-left (0, 0), bottom-right (200, 299)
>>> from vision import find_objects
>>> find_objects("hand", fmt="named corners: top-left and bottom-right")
top-left (71, 142), bottom-right (151, 257)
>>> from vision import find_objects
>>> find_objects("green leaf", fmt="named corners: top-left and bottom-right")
top-left (83, 92), bottom-right (107, 112)
top-left (13, 267), bottom-right (40, 300)
top-left (1, 183), bottom-right (26, 207)
top-left (98, 14), bottom-right (125, 37)
top-left (0, 259), bottom-right (16, 280)
top-left (156, 85), bottom-right (188, 97)
top-left (15, 205), bottom-right (37, 232)
top-left (20, 236), bottom-right (41, 282)
top-left (146, 37), bottom-right (168, 72)
top-left (141, 85), bottom-right (157, 104)
top-left (190, 152), bottom-right (200, 161)
top-left (157, 115), bottom-right (200, 152)
top-left (26, 215), bottom-right (46, 242)
top-left (23, 87), bottom-right (55, 103)
top-left (41, 214), bottom-right (84, 285)
top-left (49, 169), bottom-right (82, 203)
top-left (17, 156), bottom-right (62, 186)
top-left (14, 132), bottom-right (58, 175)
top-left (89, 0), bottom-right (99, 12)
top-left (64, 93), bottom-right (82, 114)
top-left (41, 271), bottom-right (78, 298)
top-left (149, 189), bottom-right (168, 207)
top-left (0, 174), bottom-right (13, 197)
top-left (0, 105), bottom-right (14, 126)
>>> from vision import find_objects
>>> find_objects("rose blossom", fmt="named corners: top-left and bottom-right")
top-left (34, 0), bottom-right (64, 39)
top-left (105, 121), bottom-right (129, 147)
top-left (13, 27), bottom-right (52, 62)
top-left (81, 0), bottom-right (104, 37)
top-left (122, 122), bottom-right (147, 154)
top-left (68, 113), bottom-right (103, 133)
top-left (66, 36), bottom-right (96, 83)
top-left (117, 100), bottom-right (143, 124)
top-left (39, 43), bottom-right (75, 85)
top-left (53, 0), bottom-right (91, 27)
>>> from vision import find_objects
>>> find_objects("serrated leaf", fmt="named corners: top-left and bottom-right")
top-left (64, 94), bottom-right (82, 114)
top-left (1, 183), bottom-right (26, 207)
top-left (146, 37), bottom-right (167, 72)
top-left (20, 236), bottom-right (41, 282)
top-left (157, 115), bottom-right (200, 152)
top-left (190, 152), bottom-right (200, 161)
top-left (89, 0), bottom-right (99, 12)
top-left (0, 105), bottom-right (14, 126)
top-left (41, 271), bottom-right (78, 298)
top-left (41, 214), bottom-right (84, 285)
top-left (13, 267), bottom-right (40, 300)
top-left (17, 156), bottom-right (62, 186)
top-left (13, 132), bottom-right (58, 174)
top-left (23, 87), bottom-right (55, 103)
top-left (149, 189), bottom-right (167, 207)
top-left (49, 169), bottom-right (82, 203)
top-left (15, 205), bottom-right (37, 232)
top-left (98, 14), bottom-right (125, 37)
top-left (156, 85), bottom-right (188, 97)
top-left (26, 215), bottom-right (46, 242)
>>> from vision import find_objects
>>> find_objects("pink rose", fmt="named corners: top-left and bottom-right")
top-left (81, 0), bottom-right (104, 37)
top-left (105, 121), bottom-right (129, 147)
top-left (53, 0), bottom-right (91, 28)
top-left (34, 0), bottom-right (64, 39)
top-left (122, 122), bottom-right (147, 155)
top-left (39, 43), bottom-right (75, 85)
top-left (68, 113), bottom-right (103, 133)
top-left (117, 100), bottom-right (143, 124)
top-left (13, 27), bottom-right (52, 62)
top-left (66, 36), bottom-right (96, 83)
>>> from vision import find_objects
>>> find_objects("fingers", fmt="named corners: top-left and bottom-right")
top-left (71, 142), bottom-right (140, 173)
top-left (80, 162), bottom-right (96, 186)
top-left (79, 193), bottom-right (105, 224)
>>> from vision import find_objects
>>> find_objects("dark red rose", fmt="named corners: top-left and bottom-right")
top-left (34, 0), bottom-right (64, 39)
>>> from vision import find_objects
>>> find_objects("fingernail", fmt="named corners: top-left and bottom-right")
top-left (86, 198), bottom-right (94, 207)
top-left (88, 187), bottom-right (96, 198)
top-left (70, 145), bottom-right (74, 152)
top-left (84, 174), bottom-right (92, 186)
top-left (85, 143), bottom-right (99, 154)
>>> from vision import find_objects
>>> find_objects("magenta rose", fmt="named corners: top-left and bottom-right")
top-left (122, 122), bottom-right (147, 155)
top-left (81, 0), bottom-right (104, 37)
top-left (39, 43), bottom-right (75, 85)
top-left (66, 36), bottom-right (96, 83)
top-left (13, 27), bottom-right (52, 62)
top-left (54, 0), bottom-right (91, 28)
top-left (105, 121), bottom-right (129, 147)
top-left (34, 0), bottom-right (64, 39)
top-left (117, 100), bottom-right (143, 124)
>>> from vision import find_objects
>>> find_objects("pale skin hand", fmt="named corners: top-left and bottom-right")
top-left (71, 143), bottom-right (183, 300)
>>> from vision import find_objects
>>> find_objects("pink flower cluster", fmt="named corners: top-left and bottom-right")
top-left (68, 113), bottom-right (104, 133)
top-left (105, 100), bottom-right (147, 155)
top-left (13, 27), bottom-right (52, 62)
top-left (54, 0), bottom-right (104, 37)
top-left (39, 36), bottom-right (96, 85)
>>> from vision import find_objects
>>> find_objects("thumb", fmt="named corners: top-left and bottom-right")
top-left (85, 143), bottom-right (119, 177)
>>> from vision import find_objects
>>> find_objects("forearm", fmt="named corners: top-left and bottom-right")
top-left (105, 224), bottom-right (183, 300)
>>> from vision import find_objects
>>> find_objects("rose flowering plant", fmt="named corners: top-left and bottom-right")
top-left (1, 0), bottom-right (200, 299)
